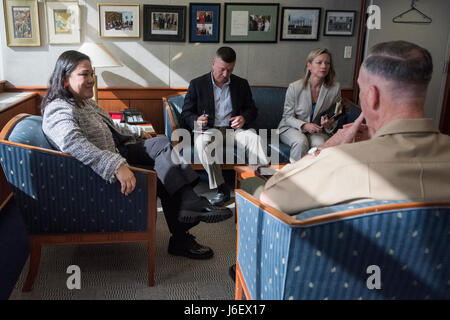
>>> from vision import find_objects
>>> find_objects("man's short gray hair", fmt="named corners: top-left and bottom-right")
top-left (363, 41), bottom-right (433, 86)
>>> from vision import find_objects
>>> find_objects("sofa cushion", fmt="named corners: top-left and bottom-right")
top-left (249, 87), bottom-right (286, 130)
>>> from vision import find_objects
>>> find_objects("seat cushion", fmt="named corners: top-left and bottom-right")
top-left (7, 115), bottom-right (55, 150)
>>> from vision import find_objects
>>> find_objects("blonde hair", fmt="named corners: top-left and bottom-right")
top-left (302, 48), bottom-right (335, 87)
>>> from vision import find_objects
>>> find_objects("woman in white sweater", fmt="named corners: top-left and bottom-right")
top-left (41, 50), bottom-right (231, 259)
top-left (278, 48), bottom-right (341, 162)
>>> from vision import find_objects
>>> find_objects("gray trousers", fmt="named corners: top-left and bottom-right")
top-left (280, 127), bottom-right (328, 163)
top-left (124, 136), bottom-right (199, 236)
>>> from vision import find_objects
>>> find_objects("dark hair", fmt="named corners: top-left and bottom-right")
top-left (41, 50), bottom-right (91, 112)
top-left (215, 46), bottom-right (236, 63)
top-left (363, 41), bottom-right (433, 86)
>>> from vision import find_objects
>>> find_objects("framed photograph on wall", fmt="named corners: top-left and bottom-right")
top-left (98, 3), bottom-right (140, 38)
top-left (223, 3), bottom-right (279, 43)
top-left (45, 1), bottom-right (80, 44)
top-left (143, 5), bottom-right (186, 42)
top-left (324, 10), bottom-right (356, 36)
top-left (2, 0), bottom-right (41, 46)
top-left (280, 7), bottom-right (321, 41)
top-left (189, 3), bottom-right (220, 43)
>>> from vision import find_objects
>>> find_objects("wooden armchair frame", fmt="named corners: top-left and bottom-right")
top-left (0, 114), bottom-right (158, 292)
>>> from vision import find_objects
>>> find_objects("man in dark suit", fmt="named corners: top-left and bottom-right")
top-left (182, 46), bottom-right (268, 205)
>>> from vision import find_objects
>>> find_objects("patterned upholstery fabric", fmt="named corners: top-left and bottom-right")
top-left (0, 116), bottom-right (149, 235)
top-left (236, 193), bottom-right (450, 300)
top-left (249, 87), bottom-right (286, 130)
top-left (7, 115), bottom-right (54, 150)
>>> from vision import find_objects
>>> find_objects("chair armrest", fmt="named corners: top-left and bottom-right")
top-left (236, 189), bottom-right (450, 226)
top-left (162, 97), bottom-right (177, 143)
top-left (0, 141), bottom-right (157, 234)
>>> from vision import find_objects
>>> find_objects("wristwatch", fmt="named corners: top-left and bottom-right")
top-left (307, 147), bottom-right (321, 156)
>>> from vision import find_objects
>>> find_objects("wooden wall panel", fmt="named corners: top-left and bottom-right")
top-left (341, 89), bottom-right (354, 102)
top-left (130, 100), bottom-right (164, 134)
top-left (0, 95), bottom-right (39, 130)
top-left (98, 99), bottom-right (129, 112)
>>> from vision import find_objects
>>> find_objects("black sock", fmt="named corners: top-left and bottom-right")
top-left (177, 184), bottom-right (199, 203)
top-left (218, 183), bottom-right (230, 193)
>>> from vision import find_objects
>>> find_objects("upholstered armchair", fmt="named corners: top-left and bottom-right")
top-left (0, 114), bottom-right (157, 292)
top-left (235, 189), bottom-right (450, 300)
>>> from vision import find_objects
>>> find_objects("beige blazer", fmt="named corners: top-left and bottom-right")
top-left (278, 79), bottom-right (341, 134)
top-left (265, 118), bottom-right (450, 214)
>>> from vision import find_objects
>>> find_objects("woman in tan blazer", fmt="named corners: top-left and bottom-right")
top-left (278, 48), bottom-right (341, 162)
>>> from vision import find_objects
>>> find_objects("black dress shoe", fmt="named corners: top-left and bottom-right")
top-left (229, 264), bottom-right (236, 283)
top-left (209, 191), bottom-right (231, 206)
top-left (178, 196), bottom-right (232, 224)
top-left (168, 233), bottom-right (214, 259)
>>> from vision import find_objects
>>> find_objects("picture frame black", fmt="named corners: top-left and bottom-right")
top-left (324, 10), bottom-right (356, 36)
top-left (189, 3), bottom-right (221, 43)
top-left (143, 4), bottom-right (186, 42)
top-left (280, 7), bottom-right (321, 41)
top-left (223, 3), bottom-right (279, 43)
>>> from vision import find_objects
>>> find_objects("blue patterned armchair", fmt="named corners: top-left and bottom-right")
top-left (0, 114), bottom-right (157, 292)
top-left (235, 189), bottom-right (450, 300)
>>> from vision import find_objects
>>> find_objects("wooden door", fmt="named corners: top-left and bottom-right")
top-left (439, 58), bottom-right (450, 135)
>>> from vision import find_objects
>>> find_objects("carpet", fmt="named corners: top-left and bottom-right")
top-left (9, 182), bottom-right (237, 300)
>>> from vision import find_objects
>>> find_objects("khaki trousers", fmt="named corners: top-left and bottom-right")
top-left (194, 128), bottom-right (269, 189)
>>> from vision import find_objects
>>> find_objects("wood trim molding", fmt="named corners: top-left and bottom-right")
top-left (235, 263), bottom-right (252, 300)
top-left (0, 113), bottom-right (32, 139)
top-left (439, 57), bottom-right (450, 135)
top-left (352, 0), bottom-right (368, 103)
top-left (0, 81), bottom-right (6, 93)
top-left (235, 189), bottom-right (450, 227)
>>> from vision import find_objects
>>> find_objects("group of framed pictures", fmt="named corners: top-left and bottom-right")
top-left (2, 0), bottom-right (80, 46)
top-left (2, 1), bottom-right (357, 47)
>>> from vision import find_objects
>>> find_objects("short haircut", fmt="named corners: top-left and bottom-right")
top-left (363, 41), bottom-right (433, 86)
top-left (215, 46), bottom-right (236, 63)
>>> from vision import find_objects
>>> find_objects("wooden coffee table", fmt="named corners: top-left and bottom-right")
top-left (233, 164), bottom-right (285, 189)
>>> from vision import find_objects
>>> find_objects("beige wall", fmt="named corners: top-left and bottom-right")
top-left (0, 0), bottom-right (361, 88)
top-left (365, 0), bottom-right (450, 123)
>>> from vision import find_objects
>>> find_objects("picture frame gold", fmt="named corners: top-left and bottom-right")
top-left (45, 1), bottom-right (81, 44)
top-left (3, 0), bottom-right (41, 47)
top-left (98, 3), bottom-right (140, 38)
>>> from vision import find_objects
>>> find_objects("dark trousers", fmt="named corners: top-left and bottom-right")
top-left (122, 136), bottom-right (200, 236)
